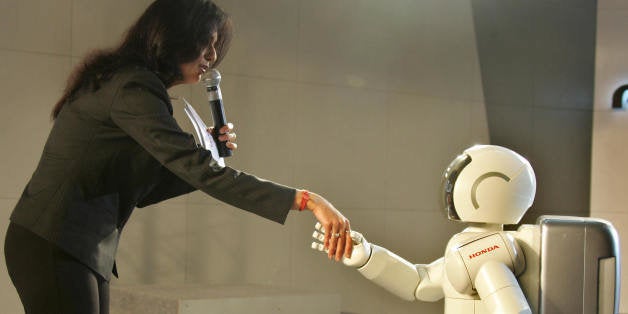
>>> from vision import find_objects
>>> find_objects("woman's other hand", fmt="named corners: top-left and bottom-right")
top-left (295, 190), bottom-right (353, 262)
top-left (207, 122), bottom-right (237, 150)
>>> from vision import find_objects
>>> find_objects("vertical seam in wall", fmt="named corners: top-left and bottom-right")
top-left (295, 0), bottom-right (302, 83)
top-left (70, 0), bottom-right (73, 58)
top-left (184, 196), bottom-right (189, 282)
top-left (290, 0), bottom-right (303, 287)
top-left (384, 89), bottom-right (391, 210)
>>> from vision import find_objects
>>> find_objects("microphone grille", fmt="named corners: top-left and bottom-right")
top-left (203, 69), bottom-right (221, 87)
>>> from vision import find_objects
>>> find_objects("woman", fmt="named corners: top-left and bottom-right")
top-left (4, 0), bottom-right (352, 313)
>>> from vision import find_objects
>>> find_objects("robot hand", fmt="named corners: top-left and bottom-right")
top-left (311, 222), bottom-right (372, 268)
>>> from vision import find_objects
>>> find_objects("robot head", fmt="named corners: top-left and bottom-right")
top-left (442, 145), bottom-right (536, 225)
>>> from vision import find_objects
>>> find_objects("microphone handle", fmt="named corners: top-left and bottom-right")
top-left (208, 97), bottom-right (233, 158)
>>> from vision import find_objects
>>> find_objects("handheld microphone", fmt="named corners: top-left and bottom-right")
top-left (203, 69), bottom-right (232, 157)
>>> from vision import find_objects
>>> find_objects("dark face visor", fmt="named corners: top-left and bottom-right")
top-left (442, 153), bottom-right (472, 221)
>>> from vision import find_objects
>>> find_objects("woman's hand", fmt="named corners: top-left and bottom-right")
top-left (296, 190), bottom-right (353, 261)
top-left (207, 122), bottom-right (237, 150)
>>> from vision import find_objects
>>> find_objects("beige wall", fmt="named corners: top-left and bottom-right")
top-left (1, 1), bottom-right (488, 313)
top-left (591, 0), bottom-right (628, 313)
top-left (472, 0), bottom-right (597, 225)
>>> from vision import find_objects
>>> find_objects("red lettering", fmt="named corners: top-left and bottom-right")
top-left (468, 245), bottom-right (500, 259)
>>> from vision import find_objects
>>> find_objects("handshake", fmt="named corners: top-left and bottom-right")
top-left (311, 222), bottom-right (372, 268)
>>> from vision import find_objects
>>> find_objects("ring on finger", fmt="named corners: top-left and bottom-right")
top-left (332, 233), bottom-right (341, 238)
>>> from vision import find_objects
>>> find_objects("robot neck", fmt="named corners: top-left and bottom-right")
top-left (465, 222), bottom-right (503, 232)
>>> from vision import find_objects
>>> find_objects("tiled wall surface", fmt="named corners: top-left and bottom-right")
top-left (591, 0), bottom-right (628, 312)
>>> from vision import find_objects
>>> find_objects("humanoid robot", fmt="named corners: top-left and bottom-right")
top-left (312, 145), bottom-right (620, 314)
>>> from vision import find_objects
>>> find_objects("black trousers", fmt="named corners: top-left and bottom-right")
top-left (4, 222), bottom-right (110, 314)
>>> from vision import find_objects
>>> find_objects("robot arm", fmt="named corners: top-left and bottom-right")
top-left (312, 224), bottom-right (444, 302)
top-left (446, 232), bottom-right (531, 314)
top-left (358, 244), bottom-right (445, 302)
top-left (475, 261), bottom-right (531, 314)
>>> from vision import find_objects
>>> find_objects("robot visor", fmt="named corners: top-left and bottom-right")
top-left (442, 153), bottom-right (472, 221)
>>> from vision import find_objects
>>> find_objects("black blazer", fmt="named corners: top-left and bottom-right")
top-left (10, 66), bottom-right (295, 280)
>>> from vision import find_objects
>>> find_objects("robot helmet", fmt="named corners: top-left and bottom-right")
top-left (442, 145), bottom-right (536, 225)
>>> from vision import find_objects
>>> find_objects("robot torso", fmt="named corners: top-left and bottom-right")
top-left (442, 228), bottom-right (527, 313)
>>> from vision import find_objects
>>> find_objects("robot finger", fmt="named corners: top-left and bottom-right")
top-left (314, 222), bottom-right (332, 247)
top-left (347, 230), bottom-right (364, 245)
top-left (312, 231), bottom-right (325, 242)
top-left (315, 222), bottom-right (323, 232)
top-left (311, 242), bottom-right (328, 252)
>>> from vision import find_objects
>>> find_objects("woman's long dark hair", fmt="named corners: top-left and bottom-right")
top-left (52, 0), bottom-right (233, 119)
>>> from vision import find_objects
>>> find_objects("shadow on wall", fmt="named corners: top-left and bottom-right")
top-left (470, 0), bottom-right (597, 222)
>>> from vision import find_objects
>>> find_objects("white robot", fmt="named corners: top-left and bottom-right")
top-left (312, 145), bottom-right (620, 314)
